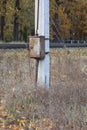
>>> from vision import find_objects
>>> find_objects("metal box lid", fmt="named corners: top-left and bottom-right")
top-left (29, 36), bottom-right (45, 59)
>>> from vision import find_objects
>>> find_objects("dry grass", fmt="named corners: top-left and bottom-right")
top-left (50, 48), bottom-right (87, 130)
top-left (0, 48), bottom-right (87, 130)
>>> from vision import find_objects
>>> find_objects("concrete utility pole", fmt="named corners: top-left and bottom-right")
top-left (35, 0), bottom-right (50, 88)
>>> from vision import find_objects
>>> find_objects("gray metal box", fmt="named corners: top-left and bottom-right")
top-left (29, 36), bottom-right (45, 59)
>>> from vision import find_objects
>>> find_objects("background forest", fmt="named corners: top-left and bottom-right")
top-left (0, 0), bottom-right (87, 42)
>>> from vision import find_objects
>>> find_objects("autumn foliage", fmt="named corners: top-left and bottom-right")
top-left (0, 0), bottom-right (87, 42)
top-left (50, 0), bottom-right (87, 41)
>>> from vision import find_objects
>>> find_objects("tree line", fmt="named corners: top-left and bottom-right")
top-left (0, 0), bottom-right (34, 42)
top-left (0, 0), bottom-right (87, 42)
top-left (50, 0), bottom-right (87, 42)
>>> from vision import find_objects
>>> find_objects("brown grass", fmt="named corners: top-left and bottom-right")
top-left (0, 48), bottom-right (87, 130)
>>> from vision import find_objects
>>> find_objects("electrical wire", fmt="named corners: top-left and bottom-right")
top-left (51, 19), bottom-right (64, 42)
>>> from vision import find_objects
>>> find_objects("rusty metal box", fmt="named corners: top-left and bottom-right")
top-left (29, 36), bottom-right (45, 59)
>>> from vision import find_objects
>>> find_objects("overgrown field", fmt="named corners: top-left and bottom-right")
top-left (0, 48), bottom-right (87, 130)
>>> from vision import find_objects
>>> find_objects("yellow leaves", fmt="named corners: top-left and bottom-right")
top-left (12, 125), bottom-right (24, 130)
top-left (29, 120), bottom-right (37, 129)
top-left (0, 103), bottom-right (55, 130)
top-left (58, 6), bottom-right (71, 39)
top-left (28, 119), bottom-right (55, 130)
top-left (50, 0), bottom-right (87, 40)
top-left (42, 118), bottom-right (52, 127)
top-left (0, 0), bottom-right (34, 41)
top-left (2, 125), bottom-right (24, 130)
top-left (50, 0), bottom-right (72, 40)
top-left (17, 118), bottom-right (28, 127)
top-left (36, 127), bottom-right (42, 130)
top-left (50, 0), bottom-right (58, 40)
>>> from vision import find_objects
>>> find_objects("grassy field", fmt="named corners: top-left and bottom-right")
top-left (0, 48), bottom-right (87, 130)
top-left (50, 48), bottom-right (87, 129)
